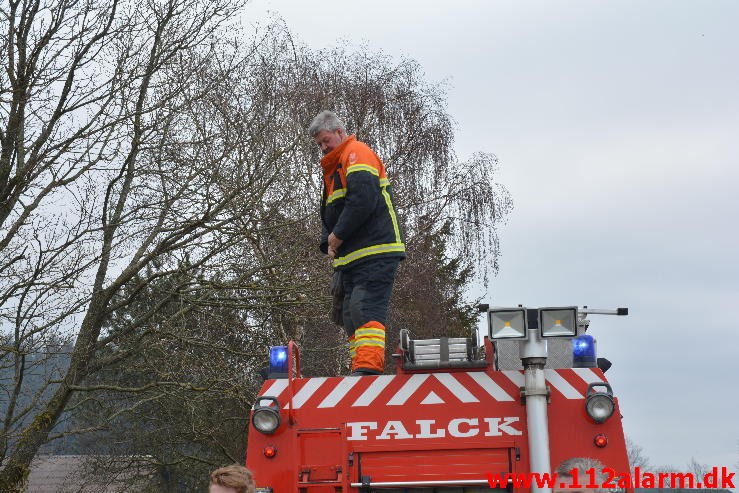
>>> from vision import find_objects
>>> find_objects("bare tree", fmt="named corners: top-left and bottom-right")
top-left (626, 436), bottom-right (717, 482)
top-left (264, 35), bottom-right (513, 368)
top-left (272, 41), bottom-right (512, 281)
top-left (2, 8), bottom-right (513, 489)
top-left (0, 0), bottom-right (260, 489)
top-left (70, 23), bottom-right (514, 481)
top-left (626, 435), bottom-right (652, 473)
top-left (686, 457), bottom-right (710, 479)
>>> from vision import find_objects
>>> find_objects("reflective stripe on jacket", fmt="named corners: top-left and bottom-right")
top-left (319, 135), bottom-right (405, 270)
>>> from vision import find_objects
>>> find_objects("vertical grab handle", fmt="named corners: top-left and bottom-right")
top-left (286, 340), bottom-right (301, 424)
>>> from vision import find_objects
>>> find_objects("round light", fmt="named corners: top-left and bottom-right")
top-left (264, 445), bottom-right (277, 458)
top-left (252, 408), bottom-right (280, 434)
top-left (594, 434), bottom-right (608, 448)
top-left (585, 393), bottom-right (615, 423)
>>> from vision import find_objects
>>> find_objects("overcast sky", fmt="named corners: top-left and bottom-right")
top-left (245, 0), bottom-right (739, 472)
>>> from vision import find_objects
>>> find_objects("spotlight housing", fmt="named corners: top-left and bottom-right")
top-left (252, 396), bottom-right (281, 434)
top-left (489, 308), bottom-right (527, 339)
top-left (538, 307), bottom-right (578, 338)
top-left (585, 382), bottom-right (615, 423)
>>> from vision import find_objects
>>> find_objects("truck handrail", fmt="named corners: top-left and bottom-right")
top-left (287, 340), bottom-right (301, 424)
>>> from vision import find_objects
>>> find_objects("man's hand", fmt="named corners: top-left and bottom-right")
top-left (327, 232), bottom-right (343, 259)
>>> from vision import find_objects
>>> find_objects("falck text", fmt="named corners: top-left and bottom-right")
top-left (346, 417), bottom-right (523, 441)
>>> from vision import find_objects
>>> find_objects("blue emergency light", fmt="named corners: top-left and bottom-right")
top-left (572, 334), bottom-right (597, 368)
top-left (269, 346), bottom-right (289, 378)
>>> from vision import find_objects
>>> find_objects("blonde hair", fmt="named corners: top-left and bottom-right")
top-left (209, 464), bottom-right (255, 493)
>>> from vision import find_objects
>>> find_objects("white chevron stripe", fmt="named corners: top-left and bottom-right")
top-left (259, 379), bottom-right (288, 402)
top-left (468, 372), bottom-right (516, 401)
top-left (502, 370), bottom-right (525, 388)
top-left (420, 391), bottom-right (445, 405)
top-left (572, 368), bottom-right (605, 386)
top-left (386, 374), bottom-right (430, 406)
top-left (434, 373), bottom-right (479, 403)
top-left (544, 370), bottom-right (583, 399)
top-left (352, 375), bottom-right (395, 407)
top-left (270, 368), bottom-right (594, 409)
top-left (318, 377), bottom-right (361, 408)
top-left (287, 377), bottom-right (327, 409)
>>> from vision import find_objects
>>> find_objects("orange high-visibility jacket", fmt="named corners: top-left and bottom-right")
top-left (320, 135), bottom-right (405, 269)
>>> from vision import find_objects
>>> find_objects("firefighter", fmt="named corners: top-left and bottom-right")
top-left (309, 110), bottom-right (405, 376)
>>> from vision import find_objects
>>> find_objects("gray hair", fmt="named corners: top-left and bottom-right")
top-left (556, 457), bottom-right (608, 492)
top-left (308, 110), bottom-right (346, 137)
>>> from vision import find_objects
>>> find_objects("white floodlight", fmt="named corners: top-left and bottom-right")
top-left (538, 307), bottom-right (578, 338)
top-left (489, 308), bottom-right (527, 339)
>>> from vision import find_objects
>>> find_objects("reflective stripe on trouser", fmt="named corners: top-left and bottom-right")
top-left (352, 321), bottom-right (385, 372)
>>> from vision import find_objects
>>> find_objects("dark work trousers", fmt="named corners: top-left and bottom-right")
top-left (340, 257), bottom-right (400, 337)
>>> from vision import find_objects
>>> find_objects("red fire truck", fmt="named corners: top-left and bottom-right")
top-left (246, 305), bottom-right (630, 492)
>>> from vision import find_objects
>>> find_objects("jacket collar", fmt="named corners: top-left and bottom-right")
top-left (320, 135), bottom-right (356, 174)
